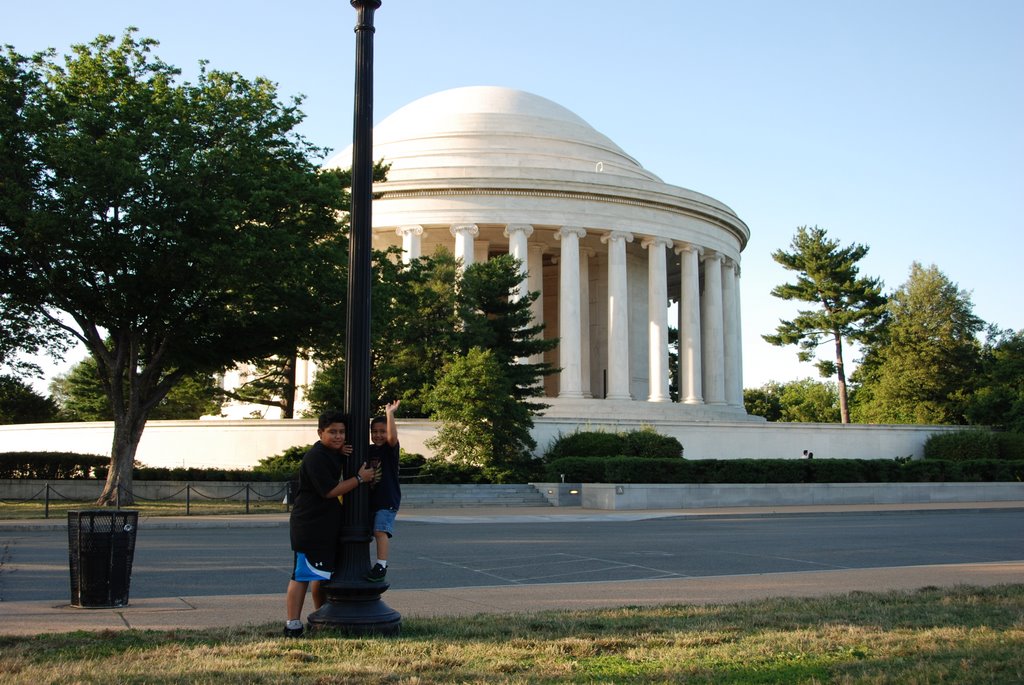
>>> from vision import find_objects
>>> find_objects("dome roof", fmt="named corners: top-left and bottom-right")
top-left (326, 86), bottom-right (663, 184)
top-left (325, 86), bottom-right (749, 252)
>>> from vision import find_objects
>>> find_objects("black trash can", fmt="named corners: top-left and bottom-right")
top-left (67, 510), bottom-right (139, 608)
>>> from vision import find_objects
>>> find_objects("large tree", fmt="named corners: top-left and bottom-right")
top-left (743, 378), bottom-right (840, 423)
top-left (370, 248), bottom-right (462, 415)
top-left (763, 226), bottom-right (888, 423)
top-left (0, 374), bottom-right (60, 424)
top-left (50, 356), bottom-right (220, 421)
top-left (777, 378), bottom-right (841, 423)
top-left (308, 249), bottom-right (558, 420)
top-left (306, 249), bottom-right (559, 480)
top-left (743, 381), bottom-right (784, 422)
top-left (456, 254), bottom-right (555, 406)
top-left (964, 328), bottom-right (1024, 432)
top-left (423, 346), bottom-right (539, 481)
top-left (851, 263), bottom-right (983, 425)
top-left (0, 31), bottom-right (349, 503)
top-left (215, 163), bottom-right (386, 418)
top-left (422, 254), bottom-right (556, 480)
top-left (216, 356), bottom-right (301, 419)
top-left (304, 246), bottom-right (462, 417)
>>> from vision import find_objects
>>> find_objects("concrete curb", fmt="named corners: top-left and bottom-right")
top-left (2, 561), bottom-right (1021, 636)
top-left (2, 500), bottom-right (1023, 531)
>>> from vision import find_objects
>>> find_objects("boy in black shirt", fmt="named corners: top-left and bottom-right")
top-left (284, 411), bottom-right (374, 637)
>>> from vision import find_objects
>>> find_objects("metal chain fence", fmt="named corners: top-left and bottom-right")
top-left (0, 482), bottom-right (293, 518)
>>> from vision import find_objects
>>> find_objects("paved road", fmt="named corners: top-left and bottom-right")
top-left (2, 509), bottom-right (1022, 603)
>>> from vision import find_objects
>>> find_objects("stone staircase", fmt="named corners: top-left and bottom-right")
top-left (399, 483), bottom-right (552, 508)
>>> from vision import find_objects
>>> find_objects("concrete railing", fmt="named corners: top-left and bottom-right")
top-left (6, 480), bottom-right (1022, 511)
top-left (580, 482), bottom-right (1024, 510)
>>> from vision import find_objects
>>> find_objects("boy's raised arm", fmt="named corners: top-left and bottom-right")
top-left (385, 400), bottom-right (400, 446)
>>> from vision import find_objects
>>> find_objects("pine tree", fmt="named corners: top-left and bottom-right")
top-left (763, 226), bottom-right (888, 423)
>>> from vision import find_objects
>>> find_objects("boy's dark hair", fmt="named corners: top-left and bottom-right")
top-left (319, 410), bottom-right (351, 431)
top-left (370, 415), bottom-right (387, 428)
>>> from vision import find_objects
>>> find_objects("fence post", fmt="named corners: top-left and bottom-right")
top-left (245, 484), bottom-right (251, 514)
top-left (44, 483), bottom-right (50, 519)
top-left (186, 484), bottom-right (191, 516)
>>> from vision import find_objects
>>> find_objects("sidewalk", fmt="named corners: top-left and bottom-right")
top-left (4, 500), bottom-right (1022, 531)
top-left (2, 501), bottom-right (1022, 636)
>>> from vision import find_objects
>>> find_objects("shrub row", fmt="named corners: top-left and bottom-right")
top-left (544, 429), bottom-right (683, 460)
top-left (0, 452), bottom-right (108, 479)
top-left (923, 430), bottom-right (1024, 461)
top-left (546, 457), bottom-right (1024, 484)
top-left (253, 445), bottom-right (437, 482)
top-left (128, 467), bottom-right (282, 482)
top-left (10, 446), bottom-right (1022, 485)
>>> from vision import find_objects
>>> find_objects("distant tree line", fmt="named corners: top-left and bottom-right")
top-left (757, 226), bottom-right (1022, 431)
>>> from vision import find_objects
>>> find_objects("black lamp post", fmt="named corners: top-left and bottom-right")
top-left (307, 0), bottom-right (400, 636)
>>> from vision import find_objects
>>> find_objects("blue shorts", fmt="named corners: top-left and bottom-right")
top-left (291, 551), bottom-right (334, 582)
top-left (373, 508), bottom-right (398, 538)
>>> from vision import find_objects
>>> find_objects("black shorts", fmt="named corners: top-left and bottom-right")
top-left (291, 550), bottom-right (335, 582)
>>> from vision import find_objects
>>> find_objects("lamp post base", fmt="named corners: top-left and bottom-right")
top-left (307, 580), bottom-right (401, 636)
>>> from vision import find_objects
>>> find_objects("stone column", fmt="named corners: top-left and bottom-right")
top-left (701, 251), bottom-right (726, 405)
top-left (555, 226), bottom-right (586, 398)
top-left (734, 263), bottom-right (744, 406)
top-left (675, 243), bottom-right (703, 404)
top-left (396, 225), bottom-right (423, 264)
top-left (722, 257), bottom-right (743, 407)
top-left (450, 223), bottom-right (478, 270)
top-left (473, 240), bottom-right (490, 266)
top-left (602, 230), bottom-right (633, 400)
top-left (528, 244), bottom-right (546, 368)
top-left (642, 237), bottom-right (672, 402)
top-left (580, 247), bottom-right (593, 398)
top-left (504, 224), bottom-right (533, 302)
top-left (293, 356), bottom-right (317, 418)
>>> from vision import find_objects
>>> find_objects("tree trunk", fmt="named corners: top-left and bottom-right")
top-left (834, 335), bottom-right (850, 424)
top-left (96, 409), bottom-right (148, 506)
top-left (283, 355), bottom-right (297, 419)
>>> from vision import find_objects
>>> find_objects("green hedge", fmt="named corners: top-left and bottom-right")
top-left (130, 466), bottom-right (281, 482)
top-left (415, 459), bottom-right (489, 484)
top-left (0, 452), bottom-right (108, 479)
top-left (8, 447), bottom-right (1022, 485)
top-left (623, 430), bottom-right (684, 458)
top-left (544, 456), bottom-right (610, 483)
top-left (544, 429), bottom-right (683, 460)
top-left (254, 445), bottom-right (433, 483)
top-left (252, 444), bottom-right (310, 481)
top-left (924, 430), bottom-right (1024, 461)
top-left (902, 459), bottom-right (1024, 482)
top-left (546, 456), bottom-right (1024, 484)
top-left (604, 457), bottom-right (688, 483)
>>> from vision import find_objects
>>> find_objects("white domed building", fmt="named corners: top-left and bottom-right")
top-left (8, 87), bottom-right (954, 468)
top-left (320, 85), bottom-right (757, 424)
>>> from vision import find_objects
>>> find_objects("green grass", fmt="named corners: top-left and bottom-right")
top-left (0, 585), bottom-right (1021, 684)
top-left (0, 498), bottom-right (289, 520)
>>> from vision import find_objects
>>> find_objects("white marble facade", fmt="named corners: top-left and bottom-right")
top-left (318, 86), bottom-right (755, 422)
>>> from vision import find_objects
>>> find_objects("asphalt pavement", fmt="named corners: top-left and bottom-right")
top-left (1, 501), bottom-right (1022, 636)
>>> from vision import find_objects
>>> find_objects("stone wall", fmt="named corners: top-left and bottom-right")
top-left (0, 416), bottom-right (963, 469)
top-left (580, 482), bottom-right (1024, 510)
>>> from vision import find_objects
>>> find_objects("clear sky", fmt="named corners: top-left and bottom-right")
top-left (7, 0), bottom-right (1023, 392)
